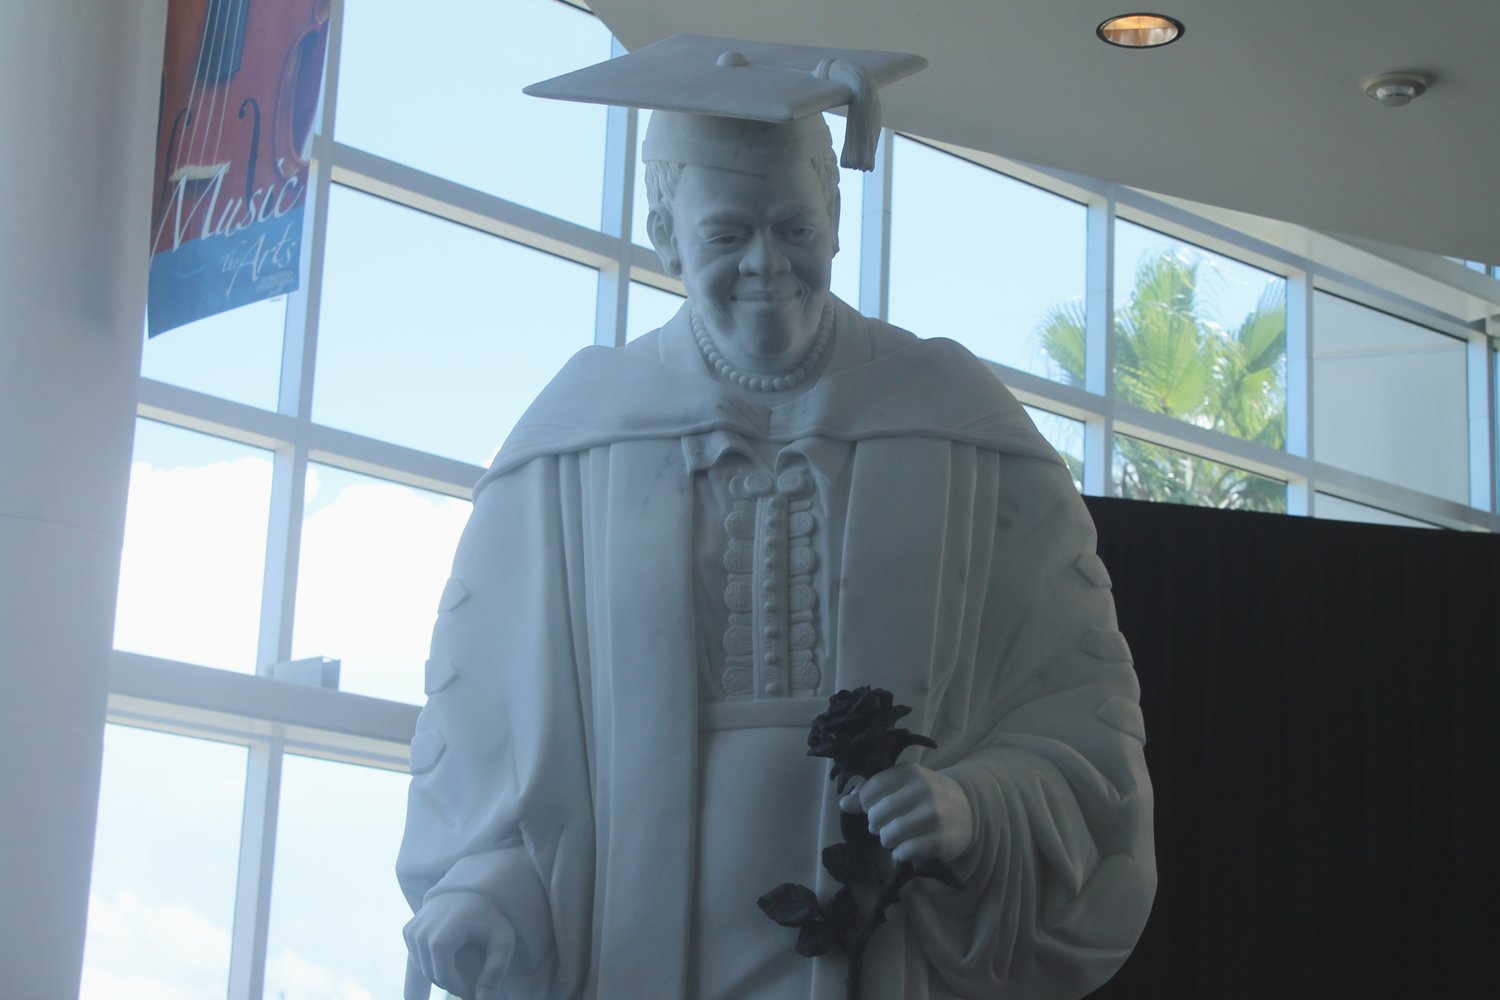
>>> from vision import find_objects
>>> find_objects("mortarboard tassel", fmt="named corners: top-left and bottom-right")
top-left (815, 57), bottom-right (880, 171)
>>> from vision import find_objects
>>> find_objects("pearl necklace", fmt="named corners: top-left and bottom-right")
top-left (691, 304), bottom-right (834, 392)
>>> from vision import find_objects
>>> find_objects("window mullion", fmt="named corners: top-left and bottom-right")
top-left (1468, 329), bottom-right (1496, 512)
top-left (257, 0), bottom-right (343, 674)
top-left (595, 76), bottom-right (635, 347)
top-left (858, 128), bottom-right (894, 321)
top-left (1286, 271), bottom-right (1314, 514)
top-left (226, 737), bottom-right (285, 1000)
top-left (255, 446), bottom-right (309, 670)
top-left (1083, 195), bottom-right (1115, 496)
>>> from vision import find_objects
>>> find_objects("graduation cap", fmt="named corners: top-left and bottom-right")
top-left (524, 33), bottom-right (927, 172)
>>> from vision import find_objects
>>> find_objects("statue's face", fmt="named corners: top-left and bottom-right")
top-left (663, 161), bottom-right (835, 374)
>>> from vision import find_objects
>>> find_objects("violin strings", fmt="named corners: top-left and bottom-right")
top-left (154, 0), bottom-right (222, 252)
top-left (206, 0), bottom-right (253, 176)
top-left (185, 0), bottom-right (231, 177)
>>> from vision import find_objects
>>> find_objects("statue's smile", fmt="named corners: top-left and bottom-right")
top-left (732, 287), bottom-right (801, 304)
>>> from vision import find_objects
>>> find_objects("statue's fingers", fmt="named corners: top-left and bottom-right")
top-left (475, 923), bottom-right (516, 1000)
top-left (863, 779), bottom-right (925, 829)
top-left (403, 953), bottom-right (431, 1000)
top-left (864, 792), bottom-right (908, 831)
top-left (892, 831), bottom-right (942, 864)
top-left (404, 924), bottom-right (437, 993)
top-left (856, 766), bottom-right (908, 806)
top-left (877, 813), bottom-right (918, 850)
top-left (429, 941), bottom-right (467, 999)
top-left (839, 776), bottom-right (867, 812)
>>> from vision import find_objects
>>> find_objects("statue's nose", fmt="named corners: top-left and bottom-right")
top-left (739, 230), bottom-right (789, 275)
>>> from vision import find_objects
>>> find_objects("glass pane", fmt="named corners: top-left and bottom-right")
top-left (1312, 293), bottom-right (1468, 504)
top-left (293, 465), bottom-right (470, 703)
top-left (315, 186), bottom-right (598, 466)
top-left (114, 420), bottom-right (272, 672)
top-left (337, 0), bottom-right (612, 228)
top-left (82, 726), bottom-right (246, 999)
top-left (627, 281), bottom-right (685, 342)
top-left (632, 112), bottom-right (862, 304)
top-left (1112, 220), bottom-right (1287, 448)
top-left (889, 136), bottom-right (1086, 380)
top-left (1024, 405), bottom-right (1084, 492)
top-left (1315, 493), bottom-right (1436, 529)
top-left (265, 755), bottom-right (411, 999)
top-left (141, 295), bottom-right (286, 411)
top-left (1112, 434), bottom-right (1286, 512)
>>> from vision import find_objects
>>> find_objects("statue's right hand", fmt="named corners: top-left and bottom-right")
top-left (403, 890), bottom-right (516, 1000)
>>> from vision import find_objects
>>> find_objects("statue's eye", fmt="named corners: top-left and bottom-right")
top-left (782, 226), bottom-right (817, 243)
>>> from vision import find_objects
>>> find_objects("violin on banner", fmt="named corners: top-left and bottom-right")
top-left (148, 0), bottom-right (331, 337)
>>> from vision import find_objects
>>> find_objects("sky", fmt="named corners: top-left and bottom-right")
top-left (85, 725), bottom-right (411, 1000)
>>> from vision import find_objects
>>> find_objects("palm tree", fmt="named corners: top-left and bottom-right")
top-left (1036, 247), bottom-right (1287, 512)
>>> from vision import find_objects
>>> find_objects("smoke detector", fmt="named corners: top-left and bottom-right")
top-left (1364, 72), bottom-right (1429, 108)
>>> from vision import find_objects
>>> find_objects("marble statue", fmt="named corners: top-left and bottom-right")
top-left (398, 34), bottom-right (1155, 1000)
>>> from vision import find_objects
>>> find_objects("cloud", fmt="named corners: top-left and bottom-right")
top-left (112, 455), bottom-right (470, 703)
top-left (81, 889), bottom-right (230, 1000)
top-left (292, 468), bottom-right (469, 703)
top-left (113, 456), bottom-right (272, 671)
top-left (82, 890), bottom-right (382, 1000)
top-left (264, 946), bottom-right (375, 1000)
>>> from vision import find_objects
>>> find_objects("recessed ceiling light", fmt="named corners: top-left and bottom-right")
top-left (1097, 13), bottom-right (1184, 49)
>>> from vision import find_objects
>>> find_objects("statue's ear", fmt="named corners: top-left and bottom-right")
top-left (647, 208), bottom-right (681, 276)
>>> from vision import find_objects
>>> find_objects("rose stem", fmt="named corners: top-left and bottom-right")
top-left (843, 861), bottom-right (915, 1000)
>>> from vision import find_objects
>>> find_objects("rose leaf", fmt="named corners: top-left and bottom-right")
top-left (757, 883), bottom-right (823, 928)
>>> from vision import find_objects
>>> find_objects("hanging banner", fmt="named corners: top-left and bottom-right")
top-left (148, 0), bottom-right (332, 337)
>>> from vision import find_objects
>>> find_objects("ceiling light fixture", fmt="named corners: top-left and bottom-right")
top-left (1097, 13), bottom-right (1184, 49)
top-left (1363, 72), bottom-right (1429, 108)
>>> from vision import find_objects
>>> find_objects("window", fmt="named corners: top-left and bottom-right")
top-left (1024, 405), bottom-right (1085, 491)
top-left (1315, 493), bottom-right (1435, 529)
top-left (139, 295), bottom-right (286, 410)
top-left (114, 420), bottom-right (273, 672)
top-left (1112, 434), bottom-right (1286, 513)
top-left (82, 727), bottom-right (246, 998)
top-left (1112, 220), bottom-right (1286, 449)
top-left (1312, 293), bottom-right (1469, 504)
top-left (264, 756), bottom-right (412, 997)
top-left (292, 466), bottom-right (470, 704)
top-left (628, 281), bottom-right (685, 342)
top-left (890, 136), bottom-right (1086, 380)
top-left (337, 0), bottom-right (612, 228)
top-left (314, 185), bottom-right (598, 465)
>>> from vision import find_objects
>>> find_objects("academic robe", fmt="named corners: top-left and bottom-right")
top-left (397, 299), bottom-right (1156, 999)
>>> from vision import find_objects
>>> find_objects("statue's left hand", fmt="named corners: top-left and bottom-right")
top-left (840, 762), bottom-right (976, 864)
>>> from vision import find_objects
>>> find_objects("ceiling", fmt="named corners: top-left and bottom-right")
top-left (590, 0), bottom-right (1500, 267)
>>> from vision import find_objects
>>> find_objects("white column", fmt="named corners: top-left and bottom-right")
top-left (0, 1), bottom-right (166, 994)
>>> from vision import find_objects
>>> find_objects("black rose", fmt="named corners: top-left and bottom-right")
top-left (806, 686), bottom-right (937, 793)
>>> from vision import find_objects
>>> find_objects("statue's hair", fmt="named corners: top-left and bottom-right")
top-left (643, 147), bottom-right (842, 236)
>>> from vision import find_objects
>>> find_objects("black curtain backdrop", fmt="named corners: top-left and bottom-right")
top-left (1084, 497), bottom-right (1500, 999)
